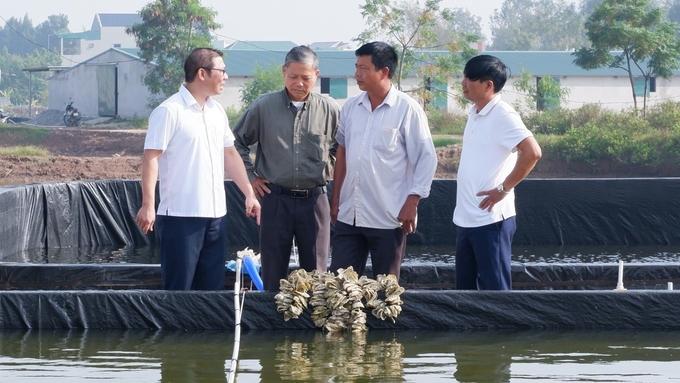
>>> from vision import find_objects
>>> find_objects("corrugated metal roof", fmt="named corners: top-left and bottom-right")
top-left (225, 41), bottom-right (297, 51)
top-left (56, 30), bottom-right (101, 40)
top-left (97, 13), bottom-right (142, 27)
top-left (223, 49), bottom-right (677, 77)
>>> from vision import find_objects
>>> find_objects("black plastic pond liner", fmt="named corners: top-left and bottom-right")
top-left (3, 179), bottom-right (680, 257)
top-left (2, 263), bottom-right (680, 291)
top-left (2, 289), bottom-right (680, 330)
top-left (2, 179), bottom-right (680, 330)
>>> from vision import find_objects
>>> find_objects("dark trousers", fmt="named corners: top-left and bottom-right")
top-left (259, 186), bottom-right (330, 291)
top-left (455, 216), bottom-right (516, 290)
top-left (156, 215), bottom-right (228, 290)
top-left (330, 221), bottom-right (406, 280)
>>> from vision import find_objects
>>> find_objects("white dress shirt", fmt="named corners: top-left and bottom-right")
top-left (336, 86), bottom-right (437, 229)
top-left (144, 84), bottom-right (235, 218)
top-left (453, 94), bottom-right (533, 228)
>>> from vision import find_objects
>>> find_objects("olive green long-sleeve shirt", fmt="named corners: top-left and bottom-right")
top-left (232, 89), bottom-right (340, 190)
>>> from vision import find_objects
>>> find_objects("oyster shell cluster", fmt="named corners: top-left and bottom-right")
top-left (275, 267), bottom-right (405, 333)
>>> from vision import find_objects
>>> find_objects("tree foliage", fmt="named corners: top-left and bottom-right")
top-left (490, 0), bottom-right (588, 51)
top-left (572, 0), bottom-right (680, 112)
top-left (0, 47), bottom-right (61, 105)
top-left (356, 0), bottom-right (477, 105)
top-left (512, 68), bottom-right (571, 113)
top-left (0, 14), bottom-right (69, 56)
top-left (126, 0), bottom-right (221, 105)
top-left (239, 63), bottom-right (283, 108)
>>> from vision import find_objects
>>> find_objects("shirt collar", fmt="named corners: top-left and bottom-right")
top-left (470, 93), bottom-right (502, 116)
top-left (179, 84), bottom-right (214, 110)
top-left (281, 88), bottom-right (308, 110)
top-left (359, 84), bottom-right (397, 109)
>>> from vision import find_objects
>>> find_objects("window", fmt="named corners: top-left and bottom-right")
top-left (320, 77), bottom-right (347, 99)
top-left (113, 44), bottom-right (121, 48)
top-left (536, 76), bottom-right (561, 111)
top-left (634, 77), bottom-right (650, 97)
top-left (425, 79), bottom-right (447, 110)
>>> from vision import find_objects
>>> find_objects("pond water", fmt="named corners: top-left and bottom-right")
top-left (4, 244), bottom-right (680, 264)
top-left (1, 329), bottom-right (679, 382)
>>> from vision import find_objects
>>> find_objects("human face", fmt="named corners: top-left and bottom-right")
top-left (205, 56), bottom-right (228, 96)
top-left (354, 55), bottom-right (386, 92)
top-left (461, 75), bottom-right (492, 107)
top-left (283, 62), bottom-right (318, 101)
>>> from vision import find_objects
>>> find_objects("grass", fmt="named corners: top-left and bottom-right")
top-left (0, 145), bottom-right (51, 157)
top-left (0, 125), bottom-right (52, 146)
top-left (432, 136), bottom-right (462, 148)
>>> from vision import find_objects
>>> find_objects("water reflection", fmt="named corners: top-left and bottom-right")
top-left (1, 329), bottom-right (680, 382)
top-left (5, 244), bottom-right (680, 264)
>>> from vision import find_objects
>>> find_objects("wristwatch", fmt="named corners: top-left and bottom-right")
top-left (497, 183), bottom-right (512, 195)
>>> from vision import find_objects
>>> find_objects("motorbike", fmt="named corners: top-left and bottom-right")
top-left (63, 101), bottom-right (82, 127)
top-left (0, 107), bottom-right (9, 124)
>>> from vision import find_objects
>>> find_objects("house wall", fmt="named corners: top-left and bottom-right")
top-left (61, 27), bottom-right (137, 67)
top-left (49, 51), bottom-right (152, 119)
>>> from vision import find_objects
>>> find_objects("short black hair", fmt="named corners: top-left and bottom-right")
top-left (184, 48), bottom-right (224, 83)
top-left (355, 41), bottom-right (398, 79)
top-left (463, 55), bottom-right (509, 93)
top-left (284, 45), bottom-right (319, 69)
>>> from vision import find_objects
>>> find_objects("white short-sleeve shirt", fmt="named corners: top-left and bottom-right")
top-left (453, 94), bottom-right (533, 228)
top-left (335, 86), bottom-right (437, 229)
top-left (144, 85), bottom-right (235, 218)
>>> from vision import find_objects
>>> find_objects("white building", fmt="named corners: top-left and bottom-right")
top-left (49, 47), bottom-right (680, 119)
top-left (52, 14), bottom-right (141, 67)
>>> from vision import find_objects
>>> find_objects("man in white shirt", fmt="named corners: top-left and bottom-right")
top-left (136, 48), bottom-right (260, 290)
top-left (453, 54), bottom-right (542, 290)
top-left (330, 41), bottom-right (437, 280)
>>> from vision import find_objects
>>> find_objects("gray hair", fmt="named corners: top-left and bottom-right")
top-left (284, 46), bottom-right (319, 69)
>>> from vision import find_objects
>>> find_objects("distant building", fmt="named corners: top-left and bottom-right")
top-left (224, 41), bottom-right (297, 51)
top-left (48, 45), bottom-right (680, 119)
top-left (308, 41), bottom-right (356, 51)
top-left (51, 13), bottom-right (141, 67)
top-left (48, 48), bottom-right (152, 119)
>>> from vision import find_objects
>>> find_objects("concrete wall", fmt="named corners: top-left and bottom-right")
top-left (60, 27), bottom-right (137, 67)
top-left (49, 50), bottom-right (152, 119)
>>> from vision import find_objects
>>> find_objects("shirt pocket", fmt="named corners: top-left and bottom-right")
top-left (372, 126), bottom-right (399, 153)
top-left (304, 133), bottom-right (325, 162)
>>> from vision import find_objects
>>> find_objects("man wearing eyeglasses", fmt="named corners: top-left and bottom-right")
top-left (232, 46), bottom-right (340, 291)
top-left (136, 48), bottom-right (261, 290)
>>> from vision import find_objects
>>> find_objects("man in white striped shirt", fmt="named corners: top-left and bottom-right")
top-left (329, 41), bottom-right (437, 280)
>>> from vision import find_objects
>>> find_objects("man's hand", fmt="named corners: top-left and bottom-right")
top-left (245, 195), bottom-right (261, 225)
top-left (397, 194), bottom-right (421, 235)
top-left (251, 177), bottom-right (271, 199)
top-left (136, 204), bottom-right (156, 234)
top-left (476, 187), bottom-right (508, 212)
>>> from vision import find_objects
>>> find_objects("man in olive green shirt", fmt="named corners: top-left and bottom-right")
top-left (232, 46), bottom-right (340, 290)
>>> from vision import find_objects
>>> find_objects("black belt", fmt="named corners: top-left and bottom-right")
top-left (271, 184), bottom-right (327, 198)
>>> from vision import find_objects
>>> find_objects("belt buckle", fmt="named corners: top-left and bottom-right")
top-left (290, 189), bottom-right (309, 198)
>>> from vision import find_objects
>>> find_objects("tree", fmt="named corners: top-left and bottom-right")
top-left (573, 0), bottom-right (680, 112)
top-left (0, 15), bottom-right (38, 56)
top-left (239, 63), bottom-right (283, 107)
top-left (512, 68), bottom-right (571, 112)
top-left (126, 0), bottom-right (221, 106)
top-left (433, 8), bottom-right (485, 46)
top-left (0, 48), bottom-right (61, 105)
top-left (356, 0), bottom-right (477, 106)
top-left (35, 14), bottom-right (70, 52)
top-left (490, 0), bottom-right (588, 51)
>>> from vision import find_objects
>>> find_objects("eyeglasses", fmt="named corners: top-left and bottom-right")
top-left (202, 67), bottom-right (227, 77)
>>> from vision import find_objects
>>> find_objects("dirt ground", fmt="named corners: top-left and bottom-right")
top-left (0, 127), bottom-right (676, 187)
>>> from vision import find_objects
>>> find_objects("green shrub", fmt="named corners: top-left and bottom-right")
top-left (432, 136), bottom-right (462, 148)
top-left (426, 109), bottom-right (466, 135)
top-left (522, 107), bottom-right (573, 135)
top-left (646, 101), bottom-right (680, 132)
top-left (226, 106), bottom-right (243, 124)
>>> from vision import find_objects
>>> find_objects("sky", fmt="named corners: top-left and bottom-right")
top-left (1, 0), bottom-right (513, 45)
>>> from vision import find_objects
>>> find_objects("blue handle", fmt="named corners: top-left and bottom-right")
top-left (242, 255), bottom-right (264, 290)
